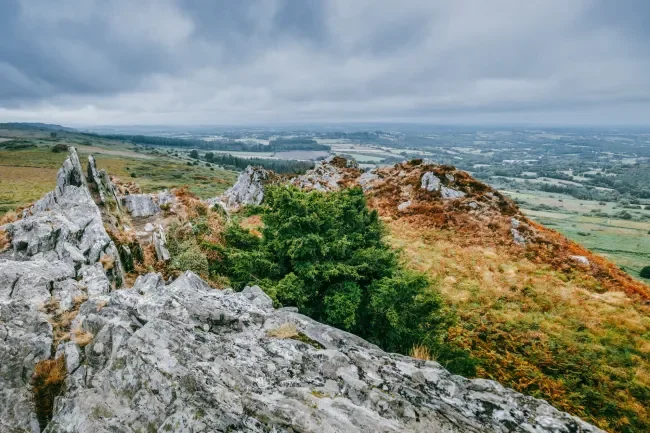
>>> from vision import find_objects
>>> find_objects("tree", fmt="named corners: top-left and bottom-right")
top-left (210, 186), bottom-right (451, 357)
top-left (189, 149), bottom-right (199, 159)
top-left (641, 266), bottom-right (650, 279)
top-left (205, 152), bottom-right (214, 162)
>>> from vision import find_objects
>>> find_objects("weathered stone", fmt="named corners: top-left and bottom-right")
top-left (219, 166), bottom-right (269, 211)
top-left (122, 194), bottom-right (160, 217)
top-left (41, 271), bottom-right (603, 433)
top-left (291, 161), bottom-right (344, 192)
top-left (421, 172), bottom-right (441, 191)
top-left (357, 170), bottom-right (380, 192)
top-left (441, 186), bottom-right (466, 199)
top-left (512, 228), bottom-right (526, 245)
top-left (570, 255), bottom-right (590, 266)
top-left (397, 200), bottom-right (412, 211)
top-left (153, 224), bottom-right (170, 262)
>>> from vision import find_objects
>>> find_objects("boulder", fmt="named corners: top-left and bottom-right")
top-left (291, 161), bottom-right (344, 192)
top-left (122, 194), bottom-right (160, 218)
top-left (441, 186), bottom-right (466, 199)
top-left (357, 170), bottom-right (380, 192)
top-left (421, 172), bottom-right (441, 191)
top-left (220, 166), bottom-right (269, 211)
top-left (153, 224), bottom-right (171, 262)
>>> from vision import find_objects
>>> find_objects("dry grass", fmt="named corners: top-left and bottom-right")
top-left (72, 326), bottom-right (94, 347)
top-left (267, 323), bottom-right (299, 339)
top-left (410, 344), bottom-right (432, 361)
top-left (32, 355), bottom-right (67, 429)
top-left (0, 228), bottom-right (9, 252)
top-left (99, 254), bottom-right (115, 271)
top-left (387, 219), bottom-right (650, 432)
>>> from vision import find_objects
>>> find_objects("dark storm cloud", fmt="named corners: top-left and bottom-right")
top-left (0, 0), bottom-right (649, 125)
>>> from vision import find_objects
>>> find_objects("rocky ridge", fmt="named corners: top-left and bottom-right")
top-left (0, 150), bottom-right (604, 432)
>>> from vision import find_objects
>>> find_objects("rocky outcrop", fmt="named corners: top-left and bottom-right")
top-left (39, 270), bottom-right (601, 433)
top-left (152, 223), bottom-right (170, 262)
top-left (122, 194), bottom-right (160, 218)
top-left (218, 166), bottom-right (269, 211)
top-left (0, 149), bottom-right (123, 432)
top-left (3, 148), bottom-right (123, 283)
top-left (291, 160), bottom-right (345, 192)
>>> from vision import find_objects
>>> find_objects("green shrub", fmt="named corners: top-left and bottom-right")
top-left (210, 186), bottom-right (457, 361)
top-left (51, 143), bottom-right (68, 153)
top-left (640, 266), bottom-right (650, 279)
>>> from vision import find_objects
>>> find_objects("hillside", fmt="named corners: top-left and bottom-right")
top-left (1, 150), bottom-right (648, 432)
top-left (0, 149), bottom-right (604, 432)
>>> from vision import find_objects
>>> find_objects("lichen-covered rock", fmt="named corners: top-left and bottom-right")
top-left (291, 161), bottom-right (344, 192)
top-left (39, 271), bottom-right (603, 433)
top-left (153, 224), bottom-right (171, 262)
top-left (357, 170), bottom-right (380, 191)
top-left (219, 166), bottom-right (269, 211)
top-left (122, 194), bottom-right (160, 218)
top-left (0, 149), bottom-right (124, 432)
top-left (441, 186), bottom-right (466, 199)
top-left (421, 172), bottom-right (441, 191)
top-left (4, 148), bottom-right (123, 283)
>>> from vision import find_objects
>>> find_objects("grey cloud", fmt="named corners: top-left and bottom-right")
top-left (0, 0), bottom-right (649, 125)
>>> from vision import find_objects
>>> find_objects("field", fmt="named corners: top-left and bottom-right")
top-left (0, 134), bottom-right (237, 214)
top-left (501, 189), bottom-right (650, 281)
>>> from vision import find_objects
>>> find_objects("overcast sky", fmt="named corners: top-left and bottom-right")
top-left (1, 0), bottom-right (649, 127)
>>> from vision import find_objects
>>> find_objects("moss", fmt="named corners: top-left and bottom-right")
top-left (291, 333), bottom-right (325, 350)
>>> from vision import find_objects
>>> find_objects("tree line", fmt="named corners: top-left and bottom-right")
top-left (82, 133), bottom-right (330, 152)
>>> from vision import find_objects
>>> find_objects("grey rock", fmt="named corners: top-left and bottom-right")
top-left (421, 172), bottom-right (441, 191)
top-left (512, 229), bottom-right (526, 246)
top-left (291, 161), bottom-right (344, 192)
top-left (0, 149), bottom-right (125, 432)
top-left (87, 155), bottom-right (106, 204)
top-left (511, 218), bottom-right (521, 229)
top-left (570, 255), bottom-right (590, 266)
top-left (143, 223), bottom-right (155, 232)
top-left (153, 224), bottom-right (170, 262)
top-left (357, 170), bottom-right (380, 192)
top-left (445, 173), bottom-right (455, 183)
top-left (397, 200), bottom-right (412, 211)
top-left (42, 271), bottom-right (601, 433)
top-left (220, 166), bottom-right (269, 211)
top-left (122, 194), bottom-right (160, 218)
top-left (441, 186), bottom-right (466, 199)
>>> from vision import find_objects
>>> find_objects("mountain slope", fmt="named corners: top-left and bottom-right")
top-left (287, 158), bottom-right (650, 432)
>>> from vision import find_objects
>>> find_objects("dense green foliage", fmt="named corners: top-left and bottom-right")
top-left (208, 186), bottom-right (457, 359)
top-left (640, 266), bottom-right (650, 279)
top-left (83, 133), bottom-right (330, 152)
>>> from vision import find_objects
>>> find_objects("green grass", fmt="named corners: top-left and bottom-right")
top-left (501, 189), bottom-right (650, 282)
top-left (0, 135), bottom-right (238, 214)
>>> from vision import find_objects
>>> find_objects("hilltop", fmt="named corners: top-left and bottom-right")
top-left (0, 150), bottom-right (606, 432)
top-left (1, 150), bottom-right (648, 432)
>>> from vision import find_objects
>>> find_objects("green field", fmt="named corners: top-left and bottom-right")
top-left (0, 132), bottom-right (238, 214)
top-left (501, 189), bottom-right (650, 281)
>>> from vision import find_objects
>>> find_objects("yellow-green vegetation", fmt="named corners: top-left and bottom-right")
top-left (387, 220), bottom-right (650, 433)
top-left (0, 135), bottom-right (237, 214)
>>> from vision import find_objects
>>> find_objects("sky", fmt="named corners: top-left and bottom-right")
top-left (1, 0), bottom-right (649, 127)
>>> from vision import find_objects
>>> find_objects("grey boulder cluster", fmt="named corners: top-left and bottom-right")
top-left (0, 150), bottom-right (603, 432)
